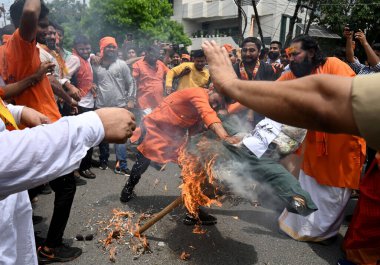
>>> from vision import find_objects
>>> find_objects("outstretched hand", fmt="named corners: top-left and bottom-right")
top-left (202, 41), bottom-right (238, 94)
top-left (95, 108), bottom-right (136, 143)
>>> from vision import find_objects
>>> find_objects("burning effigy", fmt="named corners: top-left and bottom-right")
top-left (179, 116), bottom-right (318, 223)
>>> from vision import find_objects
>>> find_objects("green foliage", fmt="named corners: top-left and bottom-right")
top-left (45, 0), bottom-right (191, 51)
top-left (46, 0), bottom-right (87, 49)
top-left (81, 0), bottom-right (191, 50)
top-left (316, 0), bottom-right (380, 43)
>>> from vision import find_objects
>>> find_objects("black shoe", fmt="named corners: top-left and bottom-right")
top-left (183, 209), bottom-right (217, 226)
top-left (99, 162), bottom-right (108, 170)
top-left (287, 195), bottom-right (315, 216)
top-left (38, 244), bottom-right (82, 263)
top-left (114, 167), bottom-right (131, 176)
top-left (39, 184), bottom-right (52, 195)
top-left (32, 215), bottom-right (43, 225)
top-left (120, 185), bottom-right (136, 203)
top-left (74, 176), bottom-right (87, 186)
top-left (79, 169), bottom-right (96, 179)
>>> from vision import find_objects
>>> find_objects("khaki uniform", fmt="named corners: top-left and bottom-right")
top-left (351, 73), bottom-right (380, 150)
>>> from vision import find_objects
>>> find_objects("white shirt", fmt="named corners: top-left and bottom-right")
top-left (243, 118), bottom-right (283, 158)
top-left (65, 55), bottom-right (95, 109)
top-left (0, 110), bottom-right (105, 265)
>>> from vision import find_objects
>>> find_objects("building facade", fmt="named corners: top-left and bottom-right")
top-left (171, 0), bottom-right (308, 49)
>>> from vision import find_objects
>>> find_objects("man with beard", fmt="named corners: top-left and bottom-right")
top-left (165, 49), bottom-right (209, 94)
top-left (277, 35), bottom-right (366, 244)
top-left (93, 37), bottom-right (136, 174)
top-left (3, 0), bottom-right (82, 262)
top-left (267, 41), bottom-right (282, 64)
top-left (65, 35), bottom-right (97, 179)
top-left (120, 88), bottom-right (239, 224)
top-left (229, 37), bottom-right (281, 129)
top-left (133, 45), bottom-right (169, 118)
top-left (202, 39), bottom-right (380, 264)
top-left (38, 21), bottom-right (81, 117)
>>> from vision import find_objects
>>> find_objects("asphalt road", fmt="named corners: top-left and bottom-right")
top-left (33, 149), bottom-right (355, 265)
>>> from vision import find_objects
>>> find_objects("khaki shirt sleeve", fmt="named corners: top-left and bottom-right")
top-left (351, 73), bottom-right (380, 150)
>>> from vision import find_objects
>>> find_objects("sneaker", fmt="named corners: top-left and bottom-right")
top-left (114, 167), bottom-right (131, 176)
top-left (120, 185), bottom-right (136, 203)
top-left (74, 176), bottom-right (87, 186)
top-left (38, 244), bottom-right (82, 263)
top-left (99, 162), bottom-right (108, 170)
top-left (183, 209), bottom-right (217, 226)
top-left (79, 169), bottom-right (96, 179)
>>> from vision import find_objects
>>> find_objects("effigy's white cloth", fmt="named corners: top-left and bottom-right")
top-left (278, 170), bottom-right (351, 242)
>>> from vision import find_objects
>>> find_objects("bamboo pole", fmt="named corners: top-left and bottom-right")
top-left (134, 196), bottom-right (183, 236)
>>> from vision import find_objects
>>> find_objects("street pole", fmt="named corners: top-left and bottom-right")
top-left (252, 0), bottom-right (265, 47)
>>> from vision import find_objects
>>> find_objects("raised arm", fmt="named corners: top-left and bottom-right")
top-left (344, 27), bottom-right (355, 63)
top-left (19, 0), bottom-right (41, 42)
top-left (355, 30), bottom-right (380, 67)
top-left (202, 40), bottom-right (359, 136)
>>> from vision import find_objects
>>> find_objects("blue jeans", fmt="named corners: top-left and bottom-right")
top-left (115, 144), bottom-right (127, 170)
top-left (99, 142), bottom-right (128, 169)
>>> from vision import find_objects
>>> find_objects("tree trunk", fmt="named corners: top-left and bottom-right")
top-left (284, 0), bottom-right (302, 48)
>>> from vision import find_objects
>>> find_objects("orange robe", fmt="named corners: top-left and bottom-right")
top-left (135, 87), bottom-right (221, 164)
top-left (278, 57), bottom-right (366, 189)
top-left (132, 58), bottom-right (169, 110)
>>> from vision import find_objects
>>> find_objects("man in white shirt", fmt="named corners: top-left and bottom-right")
top-left (0, 101), bottom-right (135, 265)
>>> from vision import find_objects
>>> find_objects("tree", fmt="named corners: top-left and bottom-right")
top-left (81, 0), bottom-right (191, 51)
top-left (316, 0), bottom-right (380, 44)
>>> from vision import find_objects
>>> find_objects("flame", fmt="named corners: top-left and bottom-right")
top-left (178, 136), bottom-right (222, 219)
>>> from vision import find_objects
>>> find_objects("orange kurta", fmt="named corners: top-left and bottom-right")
top-left (1, 29), bottom-right (61, 122)
top-left (136, 87), bottom-right (221, 164)
top-left (133, 58), bottom-right (169, 110)
top-left (278, 57), bottom-right (366, 189)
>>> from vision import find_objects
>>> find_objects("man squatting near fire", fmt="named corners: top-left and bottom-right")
top-left (120, 86), bottom-right (318, 225)
top-left (202, 40), bottom-right (380, 265)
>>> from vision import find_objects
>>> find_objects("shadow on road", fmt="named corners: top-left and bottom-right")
top-left (165, 222), bottom-right (258, 265)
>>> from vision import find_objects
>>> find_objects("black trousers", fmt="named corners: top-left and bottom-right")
top-left (78, 106), bottom-right (94, 171)
top-left (45, 172), bottom-right (76, 247)
top-left (126, 151), bottom-right (151, 187)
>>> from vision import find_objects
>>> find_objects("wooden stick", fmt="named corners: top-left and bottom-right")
top-left (134, 196), bottom-right (183, 236)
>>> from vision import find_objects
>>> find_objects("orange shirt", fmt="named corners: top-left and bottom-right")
top-left (279, 57), bottom-right (366, 189)
top-left (137, 87), bottom-right (221, 164)
top-left (132, 59), bottom-right (169, 110)
top-left (1, 29), bottom-right (61, 122)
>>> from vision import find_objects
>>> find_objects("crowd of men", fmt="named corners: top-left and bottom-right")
top-left (0, 0), bottom-right (379, 265)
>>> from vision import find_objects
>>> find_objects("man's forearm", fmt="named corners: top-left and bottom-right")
top-left (0, 112), bottom-right (104, 199)
top-left (225, 75), bottom-right (359, 135)
top-left (362, 43), bottom-right (380, 67)
top-left (48, 76), bottom-right (74, 104)
top-left (345, 38), bottom-right (355, 63)
top-left (2, 74), bottom-right (39, 99)
top-left (20, 0), bottom-right (41, 42)
top-left (209, 122), bottom-right (229, 140)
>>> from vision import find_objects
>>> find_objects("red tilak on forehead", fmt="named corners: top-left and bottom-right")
top-left (285, 46), bottom-right (299, 56)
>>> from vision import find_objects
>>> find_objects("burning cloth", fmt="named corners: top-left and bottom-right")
top-left (181, 116), bottom-right (317, 216)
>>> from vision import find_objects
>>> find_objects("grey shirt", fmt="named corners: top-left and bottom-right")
top-left (93, 59), bottom-right (136, 108)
